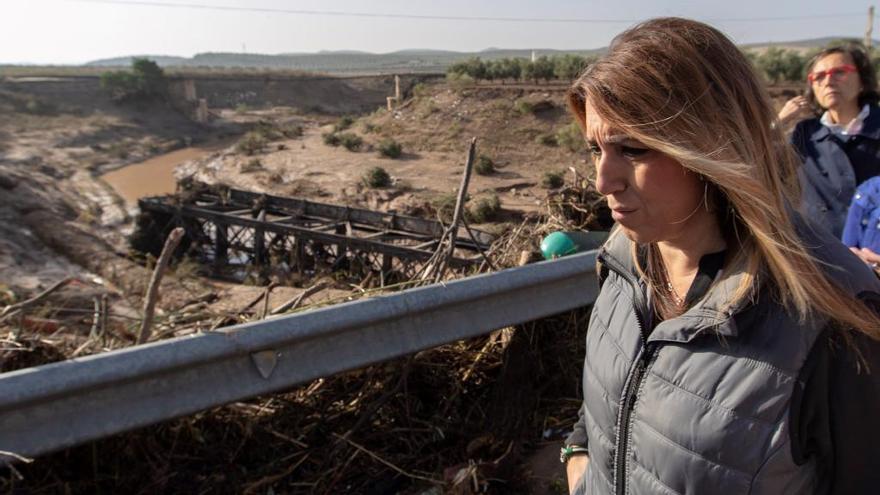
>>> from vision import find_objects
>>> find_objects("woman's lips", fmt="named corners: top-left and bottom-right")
top-left (611, 207), bottom-right (637, 221)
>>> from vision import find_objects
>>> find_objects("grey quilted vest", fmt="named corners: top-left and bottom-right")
top-left (573, 224), bottom-right (880, 495)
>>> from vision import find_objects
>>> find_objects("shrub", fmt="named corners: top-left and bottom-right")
top-left (474, 155), bottom-right (495, 175)
top-left (754, 47), bottom-right (807, 83)
top-left (363, 166), bottom-right (391, 188)
top-left (267, 171), bottom-right (284, 184)
top-left (338, 132), bottom-right (363, 151)
top-left (378, 139), bottom-right (403, 158)
top-left (253, 120), bottom-right (284, 140)
top-left (253, 119), bottom-right (302, 141)
top-left (282, 124), bottom-right (304, 138)
top-left (240, 158), bottom-right (263, 173)
top-left (418, 99), bottom-right (439, 117)
top-left (100, 57), bottom-right (168, 102)
top-left (412, 83), bottom-right (428, 97)
top-left (468, 195), bottom-right (502, 223)
top-left (236, 131), bottom-right (267, 155)
top-left (542, 171), bottom-right (565, 189)
top-left (432, 193), bottom-right (459, 223)
top-left (322, 132), bottom-right (341, 146)
top-left (555, 122), bottom-right (584, 153)
top-left (514, 100), bottom-right (534, 115)
top-left (536, 133), bottom-right (558, 146)
top-left (333, 115), bottom-right (355, 132)
top-left (447, 57), bottom-right (487, 81)
top-left (23, 98), bottom-right (57, 115)
top-left (363, 122), bottom-right (380, 133)
top-left (446, 72), bottom-right (475, 88)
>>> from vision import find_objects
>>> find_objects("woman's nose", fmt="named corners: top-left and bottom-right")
top-left (594, 154), bottom-right (627, 196)
top-left (819, 75), bottom-right (836, 88)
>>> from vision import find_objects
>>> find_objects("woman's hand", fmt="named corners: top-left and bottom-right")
top-left (566, 455), bottom-right (590, 494)
top-left (778, 96), bottom-right (811, 126)
top-left (850, 247), bottom-right (880, 272)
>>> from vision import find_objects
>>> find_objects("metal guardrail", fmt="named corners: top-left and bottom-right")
top-left (0, 251), bottom-right (599, 459)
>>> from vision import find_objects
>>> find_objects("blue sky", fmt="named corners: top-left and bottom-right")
top-left (0, 0), bottom-right (875, 64)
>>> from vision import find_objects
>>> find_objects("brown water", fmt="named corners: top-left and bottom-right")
top-left (101, 144), bottom-right (224, 204)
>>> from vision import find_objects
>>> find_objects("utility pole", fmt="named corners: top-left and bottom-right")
top-left (866, 6), bottom-right (874, 50)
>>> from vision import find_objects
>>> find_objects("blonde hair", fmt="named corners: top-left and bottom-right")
top-left (568, 17), bottom-right (880, 339)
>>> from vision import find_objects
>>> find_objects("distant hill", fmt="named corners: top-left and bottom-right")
top-left (744, 37), bottom-right (880, 53)
top-left (84, 48), bottom-right (605, 74)
top-left (85, 55), bottom-right (192, 66)
top-left (80, 36), bottom-right (873, 74)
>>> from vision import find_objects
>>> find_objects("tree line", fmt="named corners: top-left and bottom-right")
top-left (447, 42), bottom-right (880, 85)
top-left (447, 54), bottom-right (595, 84)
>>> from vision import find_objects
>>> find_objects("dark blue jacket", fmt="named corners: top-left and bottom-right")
top-left (841, 176), bottom-right (880, 251)
top-left (792, 104), bottom-right (880, 237)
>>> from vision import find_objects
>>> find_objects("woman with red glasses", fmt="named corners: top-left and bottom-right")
top-left (779, 46), bottom-right (880, 251)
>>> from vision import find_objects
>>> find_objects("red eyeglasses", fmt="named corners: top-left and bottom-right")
top-left (808, 64), bottom-right (857, 83)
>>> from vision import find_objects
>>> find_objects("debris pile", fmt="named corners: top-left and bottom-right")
top-left (1, 173), bottom-right (608, 494)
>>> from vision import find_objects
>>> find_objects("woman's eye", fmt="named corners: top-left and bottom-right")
top-left (621, 146), bottom-right (649, 158)
top-left (588, 145), bottom-right (602, 156)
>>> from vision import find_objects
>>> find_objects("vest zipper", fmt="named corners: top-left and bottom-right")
top-left (616, 345), bottom-right (657, 495)
top-left (598, 252), bottom-right (655, 495)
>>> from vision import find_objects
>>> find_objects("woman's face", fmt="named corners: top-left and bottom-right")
top-left (810, 52), bottom-right (862, 111)
top-left (584, 99), bottom-right (710, 245)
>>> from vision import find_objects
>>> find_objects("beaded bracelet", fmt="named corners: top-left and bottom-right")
top-left (560, 445), bottom-right (590, 464)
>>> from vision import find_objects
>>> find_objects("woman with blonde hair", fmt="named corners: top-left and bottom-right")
top-left (562, 17), bottom-right (880, 495)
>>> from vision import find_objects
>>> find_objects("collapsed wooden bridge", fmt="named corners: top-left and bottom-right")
top-left (133, 184), bottom-right (494, 282)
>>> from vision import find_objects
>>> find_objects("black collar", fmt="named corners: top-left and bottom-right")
top-left (684, 249), bottom-right (727, 307)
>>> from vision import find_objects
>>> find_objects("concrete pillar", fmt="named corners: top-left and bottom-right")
top-left (183, 79), bottom-right (197, 102)
top-left (196, 98), bottom-right (209, 123)
top-left (386, 75), bottom-right (401, 111)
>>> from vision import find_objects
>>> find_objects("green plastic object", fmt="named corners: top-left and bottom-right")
top-left (540, 231), bottom-right (610, 260)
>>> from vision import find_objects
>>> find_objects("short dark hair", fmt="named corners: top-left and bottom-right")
top-left (805, 44), bottom-right (880, 110)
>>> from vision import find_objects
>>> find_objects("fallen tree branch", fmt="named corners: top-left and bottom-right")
top-left (416, 137), bottom-right (476, 284)
top-left (137, 227), bottom-right (184, 345)
top-left (241, 453), bottom-right (310, 495)
top-left (0, 277), bottom-right (76, 321)
top-left (270, 282), bottom-right (328, 316)
top-left (331, 433), bottom-right (442, 485)
top-left (462, 216), bottom-right (497, 272)
top-left (258, 282), bottom-right (278, 320)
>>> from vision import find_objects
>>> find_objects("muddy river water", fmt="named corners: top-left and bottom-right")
top-left (100, 143), bottom-right (225, 204)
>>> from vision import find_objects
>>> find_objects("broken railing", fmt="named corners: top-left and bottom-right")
top-left (135, 185), bottom-right (494, 282)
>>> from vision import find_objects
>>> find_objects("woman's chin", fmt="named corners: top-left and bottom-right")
top-left (617, 225), bottom-right (654, 244)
